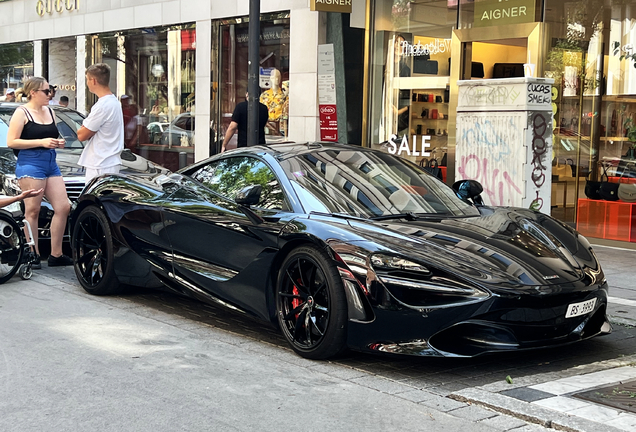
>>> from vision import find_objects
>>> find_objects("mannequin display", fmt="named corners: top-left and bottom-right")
top-left (260, 68), bottom-right (287, 135)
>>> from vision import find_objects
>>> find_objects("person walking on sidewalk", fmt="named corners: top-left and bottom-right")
top-left (77, 63), bottom-right (124, 182)
top-left (6, 77), bottom-right (73, 268)
top-left (221, 92), bottom-right (268, 152)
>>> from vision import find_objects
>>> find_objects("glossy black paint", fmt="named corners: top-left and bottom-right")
top-left (71, 143), bottom-right (611, 357)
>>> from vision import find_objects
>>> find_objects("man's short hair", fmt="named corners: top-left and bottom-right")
top-left (60, 96), bottom-right (69, 103)
top-left (86, 63), bottom-right (111, 87)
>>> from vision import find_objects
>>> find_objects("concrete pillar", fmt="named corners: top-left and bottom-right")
top-left (195, 19), bottom-right (212, 162)
top-left (76, 36), bottom-right (86, 115)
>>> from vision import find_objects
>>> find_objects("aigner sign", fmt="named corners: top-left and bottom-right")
top-left (310, 0), bottom-right (352, 14)
top-left (37, 0), bottom-right (79, 17)
top-left (474, 0), bottom-right (535, 28)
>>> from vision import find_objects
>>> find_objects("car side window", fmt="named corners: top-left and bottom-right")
top-left (191, 156), bottom-right (288, 211)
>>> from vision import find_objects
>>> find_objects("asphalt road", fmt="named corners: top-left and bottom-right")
top-left (1, 243), bottom-right (634, 432)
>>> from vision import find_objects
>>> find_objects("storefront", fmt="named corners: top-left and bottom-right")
top-left (0, 0), bottom-right (342, 171)
top-left (363, 0), bottom-right (636, 246)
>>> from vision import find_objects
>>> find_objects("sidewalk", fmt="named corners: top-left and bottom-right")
top-left (450, 244), bottom-right (636, 432)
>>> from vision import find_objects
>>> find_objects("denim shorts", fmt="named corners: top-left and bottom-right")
top-left (16, 149), bottom-right (62, 180)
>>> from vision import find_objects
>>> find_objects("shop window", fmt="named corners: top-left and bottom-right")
top-left (369, 1), bottom-right (456, 172)
top-left (91, 25), bottom-right (196, 172)
top-left (0, 42), bottom-right (34, 99)
top-left (214, 14), bottom-right (290, 150)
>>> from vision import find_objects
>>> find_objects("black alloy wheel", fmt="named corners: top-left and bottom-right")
top-left (72, 206), bottom-right (121, 295)
top-left (276, 245), bottom-right (347, 359)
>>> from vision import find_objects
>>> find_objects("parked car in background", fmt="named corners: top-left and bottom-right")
top-left (160, 112), bottom-right (194, 147)
top-left (0, 102), bottom-right (168, 239)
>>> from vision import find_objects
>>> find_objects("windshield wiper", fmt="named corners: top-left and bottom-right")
top-left (309, 211), bottom-right (368, 221)
top-left (369, 212), bottom-right (418, 221)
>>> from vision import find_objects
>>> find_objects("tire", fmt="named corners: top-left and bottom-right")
top-left (276, 245), bottom-right (348, 359)
top-left (0, 213), bottom-right (24, 285)
top-left (19, 264), bottom-right (32, 280)
top-left (72, 206), bottom-right (122, 295)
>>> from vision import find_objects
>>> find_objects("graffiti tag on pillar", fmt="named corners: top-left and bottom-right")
top-left (531, 113), bottom-right (548, 188)
top-left (529, 191), bottom-right (544, 211)
top-left (36, 0), bottom-right (79, 17)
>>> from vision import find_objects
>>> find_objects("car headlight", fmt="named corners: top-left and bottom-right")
top-left (370, 254), bottom-right (431, 274)
top-left (370, 253), bottom-right (490, 307)
top-left (3, 174), bottom-right (22, 196)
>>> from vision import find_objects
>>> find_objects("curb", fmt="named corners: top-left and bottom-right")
top-left (449, 388), bottom-right (625, 432)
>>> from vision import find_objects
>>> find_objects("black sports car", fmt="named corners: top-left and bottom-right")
top-left (70, 143), bottom-right (611, 359)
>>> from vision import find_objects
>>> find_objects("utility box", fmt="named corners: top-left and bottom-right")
top-left (455, 77), bottom-right (554, 214)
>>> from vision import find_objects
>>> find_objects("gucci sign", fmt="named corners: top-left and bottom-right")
top-left (36, 0), bottom-right (79, 17)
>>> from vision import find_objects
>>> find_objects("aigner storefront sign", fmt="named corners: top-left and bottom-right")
top-left (474, 0), bottom-right (535, 28)
top-left (310, 0), bottom-right (352, 14)
top-left (37, 0), bottom-right (79, 17)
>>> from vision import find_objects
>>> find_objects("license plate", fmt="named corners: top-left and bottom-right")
top-left (565, 298), bottom-right (597, 318)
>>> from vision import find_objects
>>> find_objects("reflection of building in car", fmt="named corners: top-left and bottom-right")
top-left (160, 112), bottom-right (194, 147)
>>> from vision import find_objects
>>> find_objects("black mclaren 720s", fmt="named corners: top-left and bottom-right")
top-left (70, 143), bottom-right (611, 359)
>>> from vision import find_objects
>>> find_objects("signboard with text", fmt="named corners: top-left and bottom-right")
top-left (318, 44), bottom-right (338, 142)
top-left (310, 0), bottom-right (352, 14)
top-left (474, 0), bottom-right (535, 28)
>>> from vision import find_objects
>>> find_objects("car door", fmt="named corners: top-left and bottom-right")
top-left (162, 156), bottom-right (291, 318)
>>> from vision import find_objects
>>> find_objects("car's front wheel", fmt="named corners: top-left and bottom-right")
top-left (276, 245), bottom-right (348, 359)
top-left (72, 206), bottom-right (122, 295)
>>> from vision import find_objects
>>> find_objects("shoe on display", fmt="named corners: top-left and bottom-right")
top-left (47, 254), bottom-right (73, 267)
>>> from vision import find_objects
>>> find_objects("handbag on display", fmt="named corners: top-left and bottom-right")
top-left (585, 163), bottom-right (607, 200)
top-left (440, 153), bottom-right (448, 166)
top-left (553, 159), bottom-right (571, 180)
top-left (422, 158), bottom-right (444, 180)
top-left (618, 163), bottom-right (636, 202)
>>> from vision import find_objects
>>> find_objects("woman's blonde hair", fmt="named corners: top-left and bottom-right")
top-left (22, 77), bottom-right (48, 101)
top-left (14, 88), bottom-right (24, 102)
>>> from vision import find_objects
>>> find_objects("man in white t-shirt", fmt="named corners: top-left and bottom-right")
top-left (77, 63), bottom-right (124, 182)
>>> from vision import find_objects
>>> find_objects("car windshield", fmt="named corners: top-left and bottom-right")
top-left (279, 149), bottom-right (480, 218)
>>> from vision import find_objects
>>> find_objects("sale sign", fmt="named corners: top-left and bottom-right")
top-left (318, 44), bottom-right (338, 142)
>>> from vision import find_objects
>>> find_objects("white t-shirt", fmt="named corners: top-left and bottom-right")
top-left (78, 94), bottom-right (124, 169)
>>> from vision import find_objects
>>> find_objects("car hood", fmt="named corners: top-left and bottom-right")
top-left (55, 149), bottom-right (168, 178)
top-left (344, 207), bottom-right (587, 287)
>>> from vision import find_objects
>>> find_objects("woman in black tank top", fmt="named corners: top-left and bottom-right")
top-left (6, 77), bottom-right (73, 268)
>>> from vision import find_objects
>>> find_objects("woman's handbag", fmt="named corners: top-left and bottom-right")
top-left (553, 159), bottom-right (571, 180)
top-left (618, 163), bottom-right (636, 202)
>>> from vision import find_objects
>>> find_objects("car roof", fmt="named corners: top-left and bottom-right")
top-left (224, 142), bottom-right (373, 160)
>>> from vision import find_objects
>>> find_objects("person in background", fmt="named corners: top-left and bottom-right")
top-left (48, 85), bottom-right (59, 105)
top-left (77, 63), bottom-right (124, 182)
top-left (59, 96), bottom-right (69, 107)
top-left (6, 77), bottom-right (72, 268)
top-left (3, 88), bottom-right (16, 102)
top-left (221, 92), bottom-right (268, 152)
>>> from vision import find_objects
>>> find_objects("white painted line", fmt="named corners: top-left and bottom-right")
top-left (608, 296), bottom-right (636, 307)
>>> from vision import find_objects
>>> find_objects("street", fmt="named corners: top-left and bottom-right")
top-left (0, 245), bottom-right (634, 432)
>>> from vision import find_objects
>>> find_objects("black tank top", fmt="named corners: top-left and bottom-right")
top-left (15, 107), bottom-right (59, 156)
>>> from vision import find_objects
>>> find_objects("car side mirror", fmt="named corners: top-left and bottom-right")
top-left (235, 184), bottom-right (262, 207)
top-left (452, 180), bottom-right (485, 206)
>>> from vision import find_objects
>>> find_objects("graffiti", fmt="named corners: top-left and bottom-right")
top-left (457, 154), bottom-right (523, 206)
top-left (527, 83), bottom-right (551, 104)
top-left (460, 85), bottom-right (521, 106)
top-left (461, 116), bottom-right (517, 162)
top-left (529, 191), bottom-right (544, 211)
top-left (531, 113), bottom-right (548, 190)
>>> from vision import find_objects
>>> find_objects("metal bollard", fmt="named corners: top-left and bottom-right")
top-left (179, 151), bottom-right (187, 169)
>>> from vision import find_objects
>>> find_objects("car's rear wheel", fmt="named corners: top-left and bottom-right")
top-left (276, 245), bottom-right (347, 359)
top-left (72, 206), bottom-right (122, 295)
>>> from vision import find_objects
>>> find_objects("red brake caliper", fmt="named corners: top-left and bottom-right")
top-left (292, 284), bottom-right (301, 319)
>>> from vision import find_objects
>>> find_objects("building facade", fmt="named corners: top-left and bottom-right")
top-left (1, 0), bottom-right (636, 245)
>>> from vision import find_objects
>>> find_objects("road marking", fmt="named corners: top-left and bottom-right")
top-left (608, 296), bottom-right (636, 307)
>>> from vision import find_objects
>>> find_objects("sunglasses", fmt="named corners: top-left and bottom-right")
top-left (37, 89), bottom-right (52, 95)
